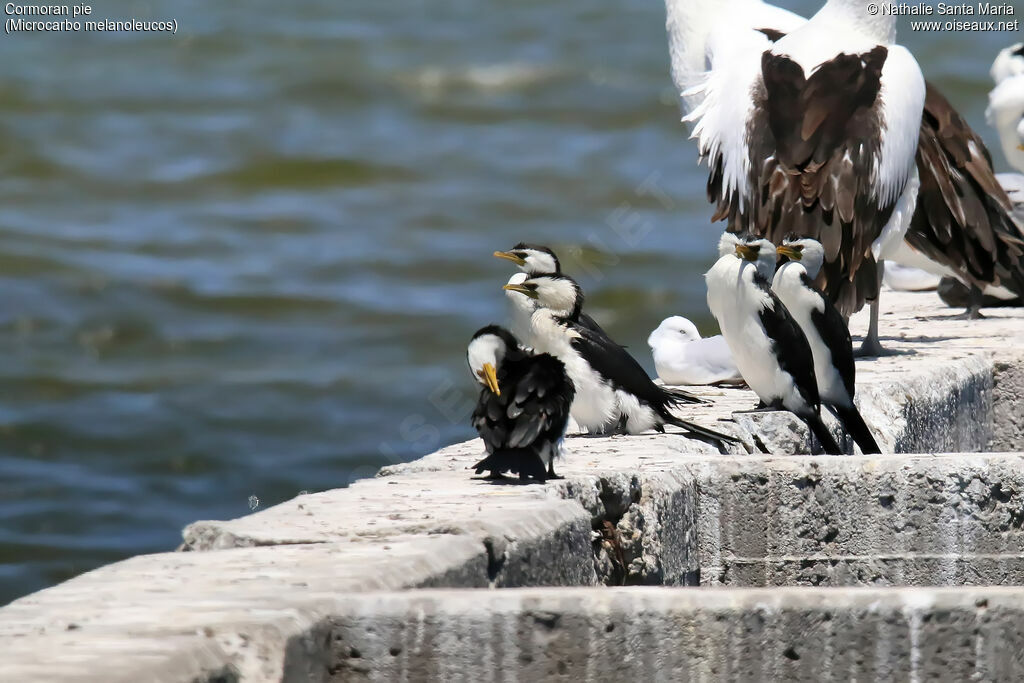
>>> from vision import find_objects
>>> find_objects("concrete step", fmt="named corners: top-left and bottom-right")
top-left (326, 586), bottom-right (1024, 682)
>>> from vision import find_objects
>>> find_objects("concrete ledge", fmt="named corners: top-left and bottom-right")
top-left (182, 471), bottom-right (598, 588)
top-left (0, 290), bottom-right (1022, 682)
top-left (7, 454), bottom-right (1024, 681)
top-left (181, 451), bottom-right (1024, 589)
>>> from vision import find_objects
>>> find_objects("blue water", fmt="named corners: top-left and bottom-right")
top-left (0, 0), bottom-right (1019, 605)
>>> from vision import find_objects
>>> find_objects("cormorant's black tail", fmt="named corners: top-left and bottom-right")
top-left (473, 449), bottom-right (547, 482)
top-left (804, 413), bottom-right (843, 455)
top-left (834, 405), bottom-right (881, 454)
top-left (664, 415), bottom-right (740, 445)
top-left (663, 386), bottom-right (708, 405)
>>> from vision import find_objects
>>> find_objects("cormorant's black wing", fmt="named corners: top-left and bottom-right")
top-left (568, 324), bottom-right (700, 408)
top-left (757, 286), bottom-right (820, 410)
top-left (471, 387), bottom-right (512, 453)
top-left (504, 354), bottom-right (574, 450)
top-left (577, 313), bottom-right (598, 335)
top-left (802, 273), bottom-right (856, 400)
top-left (576, 312), bottom-right (607, 336)
top-left (472, 353), bottom-right (573, 456)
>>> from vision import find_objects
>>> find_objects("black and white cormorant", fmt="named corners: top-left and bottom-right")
top-left (502, 272), bottom-right (536, 344)
top-left (466, 325), bottom-right (574, 482)
top-left (705, 234), bottom-right (842, 454)
top-left (503, 274), bottom-right (736, 444)
top-left (494, 243), bottom-right (561, 278)
top-left (774, 238), bottom-right (881, 454)
top-left (494, 243), bottom-right (606, 336)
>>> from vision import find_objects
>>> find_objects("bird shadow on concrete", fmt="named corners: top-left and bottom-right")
top-left (471, 475), bottom-right (546, 486)
top-left (850, 335), bottom-right (962, 358)
top-left (893, 334), bottom-right (958, 345)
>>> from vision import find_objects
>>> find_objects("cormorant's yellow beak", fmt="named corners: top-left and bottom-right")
top-left (1018, 144), bottom-right (1024, 151)
top-left (479, 363), bottom-right (500, 395)
top-left (776, 245), bottom-right (803, 261)
top-left (503, 283), bottom-right (539, 299)
top-left (494, 250), bottom-right (526, 266)
top-left (734, 243), bottom-right (759, 261)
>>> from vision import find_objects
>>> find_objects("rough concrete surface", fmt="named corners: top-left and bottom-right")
top-left (692, 453), bottom-right (1024, 587)
top-left (992, 351), bottom-right (1024, 452)
top-left (322, 586), bottom-right (1024, 682)
top-left (0, 290), bottom-right (1022, 681)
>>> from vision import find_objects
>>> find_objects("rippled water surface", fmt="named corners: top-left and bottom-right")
top-left (1, 0), bottom-right (1019, 604)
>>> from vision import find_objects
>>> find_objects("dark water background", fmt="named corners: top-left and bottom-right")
top-left (0, 0), bottom-right (1020, 604)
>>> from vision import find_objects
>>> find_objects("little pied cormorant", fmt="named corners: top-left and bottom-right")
top-left (467, 325), bottom-right (574, 482)
top-left (705, 234), bottom-right (842, 454)
top-left (494, 243), bottom-right (607, 338)
top-left (774, 238), bottom-right (882, 454)
top-left (504, 274), bottom-right (737, 445)
top-left (503, 272), bottom-right (535, 345)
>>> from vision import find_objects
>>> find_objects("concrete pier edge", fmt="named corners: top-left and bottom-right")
top-left (0, 290), bottom-right (1022, 681)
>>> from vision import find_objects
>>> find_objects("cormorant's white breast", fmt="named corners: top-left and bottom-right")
top-left (773, 239), bottom-right (881, 454)
top-left (705, 235), bottom-right (842, 454)
top-left (505, 274), bottom-right (736, 445)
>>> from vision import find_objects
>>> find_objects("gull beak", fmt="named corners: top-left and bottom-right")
top-left (494, 250), bottom-right (526, 266)
top-left (503, 283), bottom-right (538, 299)
top-left (1018, 144), bottom-right (1024, 151)
top-left (734, 243), bottom-right (760, 262)
top-left (776, 245), bottom-right (802, 261)
top-left (480, 363), bottom-right (500, 395)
